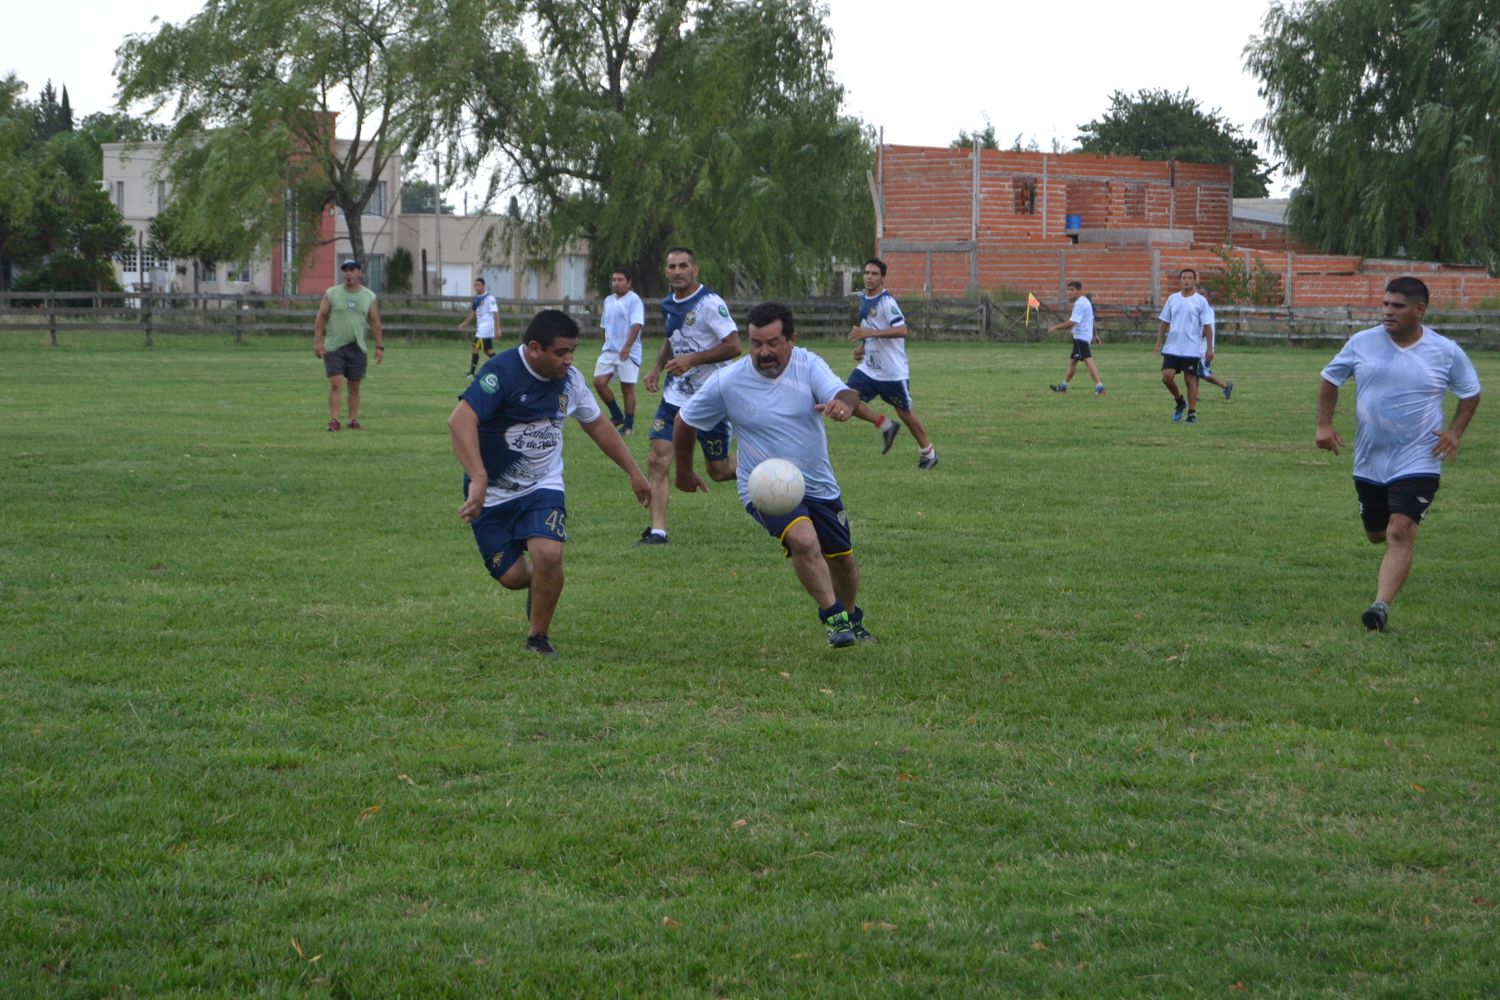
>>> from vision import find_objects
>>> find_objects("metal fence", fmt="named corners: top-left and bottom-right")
top-left (2, 291), bottom-right (1497, 350)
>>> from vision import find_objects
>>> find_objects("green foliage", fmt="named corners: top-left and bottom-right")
top-left (399, 174), bottom-right (454, 214)
top-left (1076, 88), bottom-right (1271, 198)
top-left (1247, 0), bottom-right (1500, 271)
top-left (385, 246), bottom-right (414, 294)
top-left (951, 115), bottom-right (1000, 150)
top-left (461, 0), bottom-right (872, 296)
top-left (1204, 244), bottom-right (1283, 306)
top-left (9, 251), bottom-right (122, 292)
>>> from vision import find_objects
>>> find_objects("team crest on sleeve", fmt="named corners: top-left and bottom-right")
top-left (480, 373), bottom-right (499, 393)
top-left (717, 304), bottom-right (729, 318)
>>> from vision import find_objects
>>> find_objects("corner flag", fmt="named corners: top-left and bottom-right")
top-left (1026, 292), bottom-right (1041, 325)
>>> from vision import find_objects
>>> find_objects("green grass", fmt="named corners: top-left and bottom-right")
top-left (2, 331), bottom-right (1497, 997)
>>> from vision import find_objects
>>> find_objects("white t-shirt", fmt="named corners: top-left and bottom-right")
top-left (601, 290), bottom-right (645, 362)
top-left (660, 286), bottom-right (738, 407)
top-left (1159, 291), bottom-right (1210, 357)
top-left (679, 348), bottom-right (848, 506)
top-left (854, 290), bottom-right (910, 382)
top-left (1321, 326), bottom-right (1482, 483)
top-left (1069, 295), bottom-right (1095, 342)
top-left (473, 292), bottom-right (499, 339)
top-left (1200, 301), bottom-right (1216, 359)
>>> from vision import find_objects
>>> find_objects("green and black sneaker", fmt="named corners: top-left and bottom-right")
top-left (851, 620), bottom-right (878, 644)
top-left (824, 611), bottom-right (857, 648)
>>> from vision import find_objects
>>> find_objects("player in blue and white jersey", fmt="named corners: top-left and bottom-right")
top-left (593, 267), bottom-right (645, 434)
top-left (674, 301), bottom-right (874, 648)
top-left (845, 258), bottom-right (939, 468)
top-left (1047, 280), bottom-right (1105, 394)
top-left (1154, 268), bottom-right (1213, 423)
top-left (1316, 277), bottom-right (1482, 632)
top-left (458, 277), bottom-right (501, 378)
top-left (448, 310), bottom-right (651, 656)
top-left (638, 247), bottom-right (742, 545)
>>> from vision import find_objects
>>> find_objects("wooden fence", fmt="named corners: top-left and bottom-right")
top-left (2, 291), bottom-right (1497, 350)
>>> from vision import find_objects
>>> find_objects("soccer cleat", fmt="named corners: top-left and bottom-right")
top-left (1361, 601), bottom-right (1389, 632)
top-left (851, 620), bottom-right (878, 643)
top-left (622, 426), bottom-right (634, 436)
top-left (1185, 411), bottom-right (1197, 424)
top-left (880, 419), bottom-right (900, 454)
top-left (637, 528), bottom-right (668, 545)
top-left (1223, 382), bottom-right (1234, 400)
top-left (1050, 383), bottom-right (1067, 393)
top-left (1095, 384), bottom-right (1106, 395)
top-left (1172, 399), bottom-right (1187, 421)
top-left (347, 419), bottom-right (363, 430)
top-left (918, 451), bottom-right (939, 470)
top-left (825, 612), bottom-right (857, 648)
top-left (525, 633), bottom-right (559, 656)
top-left (327, 419), bottom-right (341, 432)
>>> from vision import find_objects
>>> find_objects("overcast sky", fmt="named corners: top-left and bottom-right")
top-left (5, 0), bottom-right (1288, 194)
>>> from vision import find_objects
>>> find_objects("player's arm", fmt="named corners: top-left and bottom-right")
top-left (1154, 320), bottom-right (1169, 354)
top-left (620, 322), bottom-right (643, 361)
top-left (1314, 378), bottom-right (1345, 455)
top-left (644, 336), bottom-right (673, 392)
top-left (1203, 323), bottom-right (1215, 362)
top-left (579, 414), bottom-right (651, 506)
top-left (447, 401), bottom-right (489, 521)
top-left (813, 387), bottom-right (860, 422)
top-left (457, 308), bottom-right (474, 332)
top-left (368, 299), bottom-right (385, 363)
top-left (671, 413), bottom-right (710, 493)
top-left (1431, 392), bottom-right (1481, 460)
top-left (664, 331), bottom-right (742, 376)
top-left (1048, 319), bottom-right (1077, 334)
top-left (313, 294), bottom-right (332, 357)
top-left (858, 324), bottom-right (909, 340)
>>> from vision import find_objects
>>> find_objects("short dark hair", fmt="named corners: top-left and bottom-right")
top-left (474, 277), bottom-right (486, 288)
top-left (524, 309), bottom-right (580, 348)
top-left (1066, 280), bottom-right (1083, 291)
top-left (1179, 268), bottom-right (1197, 280)
top-left (665, 247), bottom-right (697, 264)
top-left (746, 301), bottom-right (795, 338)
top-left (864, 257), bottom-right (887, 277)
top-left (611, 267), bottom-right (632, 283)
top-left (1385, 276), bottom-right (1430, 305)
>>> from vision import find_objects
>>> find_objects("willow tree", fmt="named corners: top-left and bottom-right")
top-left (1247, 0), bottom-right (1500, 268)
top-left (458, 0), bottom-right (872, 296)
top-left (116, 0), bottom-right (490, 283)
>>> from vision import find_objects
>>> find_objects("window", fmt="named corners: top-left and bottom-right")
top-left (117, 247), bottom-right (167, 271)
top-left (1012, 177), bottom-right (1037, 215)
top-left (523, 270), bottom-right (540, 299)
top-left (115, 181), bottom-right (125, 213)
top-left (200, 261), bottom-right (217, 281)
top-left (225, 261), bottom-right (253, 283)
top-left (366, 180), bottom-right (387, 218)
top-left (562, 255), bottom-right (587, 300)
top-left (481, 266), bottom-right (513, 298)
top-left (363, 254), bottom-right (385, 294)
top-left (156, 180), bottom-right (167, 212)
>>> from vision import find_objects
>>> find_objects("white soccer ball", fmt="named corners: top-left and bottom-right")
top-left (747, 457), bottom-right (806, 516)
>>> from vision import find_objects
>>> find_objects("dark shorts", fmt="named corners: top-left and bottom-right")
top-left (472, 336), bottom-right (496, 354)
top-left (1161, 354), bottom-right (1200, 376)
top-left (469, 487), bottom-right (567, 580)
top-left (846, 369), bottom-right (914, 412)
top-left (651, 400), bottom-right (732, 462)
top-left (1355, 476), bottom-right (1440, 534)
top-left (746, 495), bottom-right (853, 558)
top-left (324, 342), bottom-right (368, 380)
top-left (1070, 339), bottom-right (1093, 361)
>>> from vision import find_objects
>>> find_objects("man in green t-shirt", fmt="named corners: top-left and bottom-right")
top-left (313, 258), bottom-right (385, 431)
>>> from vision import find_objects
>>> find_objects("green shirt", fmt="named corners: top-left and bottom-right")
top-left (324, 284), bottom-right (378, 352)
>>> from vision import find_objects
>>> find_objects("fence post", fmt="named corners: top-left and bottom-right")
top-left (48, 292), bottom-right (57, 346)
top-left (143, 293), bottom-right (154, 348)
top-left (234, 304), bottom-right (243, 344)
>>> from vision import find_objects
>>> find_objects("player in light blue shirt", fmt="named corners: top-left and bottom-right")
top-left (1316, 276), bottom-right (1482, 632)
top-left (1047, 280), bottom-right (1104, 394)
top-left (1154, 268), bottom-right (1213, 422)
top-left (675, 302), bottom-right (874, 648)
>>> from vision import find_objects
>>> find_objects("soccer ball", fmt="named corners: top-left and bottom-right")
top-left (747, 457), bottom-right (805, 516)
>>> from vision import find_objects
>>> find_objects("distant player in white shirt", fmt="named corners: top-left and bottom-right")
top-left (846, 258), bottom-right (938, 469)
top-left (1047, 280), bottom-right (1104, 394)
top-left (594, 267), bottom-right (645, 435)
top-left (1316, 276), bottom-right (1482, 632)
top-left (638, 247), bottom-right (742, 545)
top-left (675, 302), bottom-right (873, 647)
top-left (458, 277), bottom-right (501, 379)
top-left (1198, 300), bottom-right (1234, 400)
top-left (1154, 268), bottom-right (1213, 423)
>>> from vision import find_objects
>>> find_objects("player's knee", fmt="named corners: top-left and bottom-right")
top-left (1386, 519), bottom-right (1418, 546)
top-left (647, 449), bottom-right (672, 475)
top-left (593, 375), bottom-right (611, 391)
top-left (707, 461), bottom-right (736, 483)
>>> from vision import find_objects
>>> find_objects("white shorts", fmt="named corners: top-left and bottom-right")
top-left (594, 348), bottom-right (641, 383)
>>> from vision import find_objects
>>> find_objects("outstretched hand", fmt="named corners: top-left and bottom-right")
top-left (815, 400), bottom-right (852, 422)
top-left (1315, 425), bottom-right (1345, 456)
top-left (674, 469), bottom-right (710, 494)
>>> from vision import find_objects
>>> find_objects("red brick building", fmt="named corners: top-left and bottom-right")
top-left (874, 144), bottom-right (1500, 308)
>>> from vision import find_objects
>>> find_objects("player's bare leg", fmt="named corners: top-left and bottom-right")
top-left (646, 439), bottom-right (673, 533)
top-left (784, 521), bottom-right (836, 607)
top-left (1371, 515), bottom-right (1419, 607)
top-left (826, 553), bottom-right (859, 612)
top-left (621, 382), bottom-right (636, 430)
top-left (327, 374), bottom-right (345, 422)
top-left (895, 407), bottom-right (932, 451)
top-left (522, 539), bottom-right (564, 637)
top-left (1083, 357), bottom-right (1102, 385)
top-left (346, 378), bottom-right (362, 423)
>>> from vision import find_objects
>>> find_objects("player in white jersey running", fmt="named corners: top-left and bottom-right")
top-left (1316, 276), bottom-right (1482, 632)
top-left (1198, 300), bottom-right (1233, 400)
top-left (1154, 268), bottom-right (1213, 423)
top-left (639, 247), bottom-right (742, 545)
top-left (845, 258), bottom-right (938, 468)
top-left (594, 267), bottom-right (645, 434)
top-left (1047, 280), bottom-right (1104, 394)
top-left (674, 302), bottom-right (874, 647)
top-left (458, 277), bottom-right (501, 378)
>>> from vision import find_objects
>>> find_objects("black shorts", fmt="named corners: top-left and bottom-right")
top-left (1161, 354), bottom-right (1199, 376)
top-left (1070, 340), bottom-right (1093, 361)
top-left (323, 343), bottom-right (368, 380)
top-left (746, 495), bottom-right (853, 557)
top-left (1355, 476), bottom-right (1440, 534)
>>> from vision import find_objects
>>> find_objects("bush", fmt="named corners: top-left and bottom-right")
top-left (11, 254), bottom-right (124, 293)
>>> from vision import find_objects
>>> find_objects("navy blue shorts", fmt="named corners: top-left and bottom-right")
top-left (846, 369), bottom-right (914, 412)
top-left (1356, 476), bottom-right (1440, 534)
top-left (1070, 339), bottom-right (1093, 361)
top-left (468, 487), bottom-right (567, 580)
top-left (746, 494), bottom-right (853, 558)
top-left (1161, 354), bottom-right (1200, 376)
top-left (651, 400), bottom-right (732, 462)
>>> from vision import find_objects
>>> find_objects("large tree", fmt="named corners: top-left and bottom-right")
top-left (115, 0), bottom-right (485, 287)
top-left (1247, 0), bottom-right (1500, 269)
top-left (457, 0), bottom-right (872, 296)
top-left (1075, 89), bottom-right (1271, 198)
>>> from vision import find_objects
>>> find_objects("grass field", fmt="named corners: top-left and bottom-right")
top-left (3, 330), bottom-right (1497, 997)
